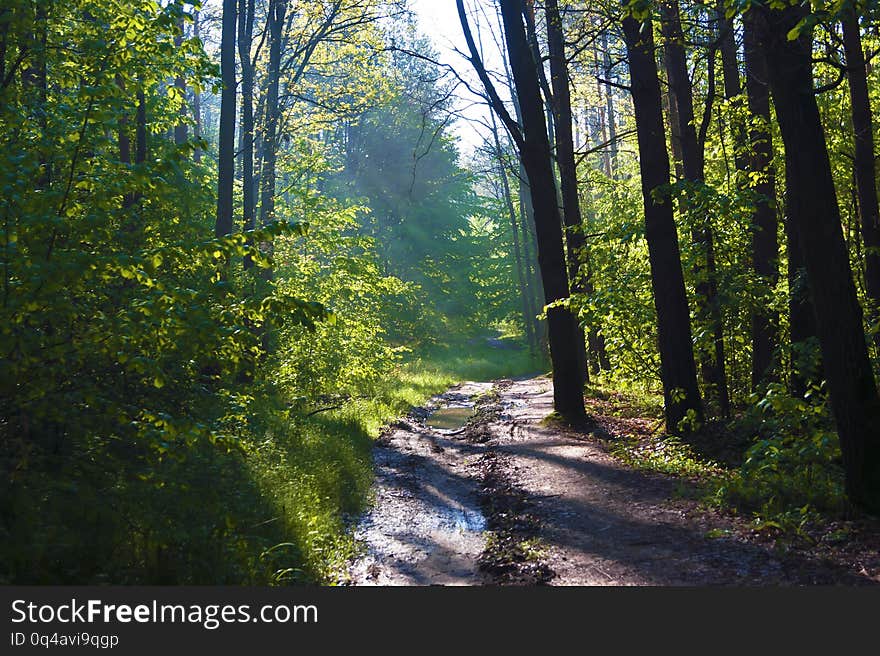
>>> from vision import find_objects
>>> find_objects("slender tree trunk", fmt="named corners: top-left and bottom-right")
top-left (601, 30), bottom-right (617, 178)
top-left (135, 87), bottom-right (146, 166)
top-left (117, 77), bottom-right (131, 167)
top-left (623, 12), bottom-right (704, 432)
top-left (174, 13), bottom-right (188, 148)
top-left (757, 2), bottom-right (880, 511)
top-left (238, 0), bottom-right (256, 269)
top-left (495, 0), bottom-right (587, 422)
top-left (842, 9), bottom-right (880, 353)
top-left (193, 8), bottom-right (202, 164)
top-left (660, 0), bottom-right (730, 418)
top-left (546, 0), bottom-right (589, 385)
top-left (24, 1), bottom-right (48, 187)
top-left (215, 0), bottom-right (237, 238)
top-left (258, 0), bottom-right (286, 237)
top-left (743, 10), bottom-right (779, 388)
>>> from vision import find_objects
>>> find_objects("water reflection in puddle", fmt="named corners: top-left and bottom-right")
top-left (439, 507), bottom-right (487, 532)
top-left (426, 406), bottom-right (474, 431)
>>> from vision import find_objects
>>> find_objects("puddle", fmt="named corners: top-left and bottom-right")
top-left (426, 406), bottom-right (474, 431)
top-left (441, 507), bottom-right (487, 532)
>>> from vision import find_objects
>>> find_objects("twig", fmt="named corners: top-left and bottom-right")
top-left (305, 405), bottom-right (342, 417)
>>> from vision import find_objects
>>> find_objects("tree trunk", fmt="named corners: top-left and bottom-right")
top-left (193, 8), bottom-right (202, 164)
top-left (496, 0), bottom-right (587, 422)
top-left (495, 3), bottom-right (545, 355)
top-left (174, 13), bottom-right (188, 148)
top-left (601, 30), bottom-right (617, 178)
top-left (622, 13), bottom-right (704, 432)
top-left (490, 110), bottom-right (536, 353)
top-left (238, 0), bottom-right (256, 269)
top-left (785, 155), bottom-right (819, 397)
top-left (258, 0), bottom-right (287, 263)
top-left (660, 0), bottom-right (730, 418)
top-left (842, 9), bottom-right (880, 353)
top-left (743, 10), bottom-right (779, 388)
top-left (546, 0), bottom-right (589, 385)
top-left (757, 2), bottom-right (880, 512)
top-left (215, 0), bottom-right (237, 238)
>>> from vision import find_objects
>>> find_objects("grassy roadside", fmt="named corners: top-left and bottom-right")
top-left (235, 339), bottom-right (547, 584)
top-left (1, 339), bottom-right (544, 585)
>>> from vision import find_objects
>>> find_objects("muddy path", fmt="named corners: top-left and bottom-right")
top-left (345, 377), bottom-right (879, 586)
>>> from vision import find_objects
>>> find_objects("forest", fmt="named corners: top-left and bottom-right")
top-left (1, 0), bottom-right (879, 586)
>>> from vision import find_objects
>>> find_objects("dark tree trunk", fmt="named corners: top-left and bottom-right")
top-left (600, 30), bottom-right (618, 178)
top-left (238, 0), bottom-right (256, 269)
top-left (494, 0), bottom-right (587, 422)
top-left (519, 169), bottom-right (545, 350)
top-left (717, 1), bottom-right (740, 100)
top-left (498, 29), bottom-right (543, 352)
top-left (842, 9), bottom-right (880, 353)
top-left (258, 0), bottom-right (286, 243)
top-left (660, 0), bottom-right (730, 418)
top-left (174, 14), bottom-right (188, 148)
top-left (743, 10), bottom-right (779, 388)
top-left (622, 13), bottom-right (704, 432)
top-left (757, 3), bottom-right (880, 512)
top-left (215, 0), bottom-right (237, 238)
top-left (24, 1), bottom-right (48, 187)
top-left (546, 0), bottom-right (589, 385)
top-left (784, 156), bottom-right (819, 398)
top-left (135, 88), bottom-right (146, 166)
top-left (193, 8), bottom-right (202, 163)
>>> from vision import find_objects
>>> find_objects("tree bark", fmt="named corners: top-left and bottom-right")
top-left (193, 8), bottom-right (202, 163)
top-left (238, 0), bottom-right (256, 268)
top-left (493, 117), bottom-right (536, 353)
top-left (546, 0), bottom-right (589, 385)
top-left (174, 13), bottom-right (188, 148)
top-left (784, 153), bottom-right (819, 398)
top-left (469, 0), bottom-right (586, 422)
top-left (660, 0), bottom-right (730, 418)
top-left (622, 12), bottom-right (704, 431)
top-left (743, 9), bottom-right (779, 388)
top-left (258, 0), bottom-right (287, 262)
top-left (757, 2), bottom-right (880, 511)
top-left (842, 9), bottom-right (880, 353)
top-left (215, 0), bottom-right (237, 238)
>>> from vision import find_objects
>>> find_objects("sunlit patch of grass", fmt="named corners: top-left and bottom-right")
top-left (247, 337), bottom-right (545, 583)
top-left (585, 381), bottom-right (664, 420)
top-left (606, 434), bottom-right (727, 483)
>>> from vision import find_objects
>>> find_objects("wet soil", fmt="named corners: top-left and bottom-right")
top-left (345, 377), bottom-right (880, 586)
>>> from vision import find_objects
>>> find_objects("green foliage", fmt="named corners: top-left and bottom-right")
top-left (715, 382), bottom-right (846, 519)
top-left (0, 0), bottom-right (327, 583)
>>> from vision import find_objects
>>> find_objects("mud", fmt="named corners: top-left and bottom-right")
top-left (346, 377), bottom-right (879, 586)
top-left (345, 382), bottom-right (492, 586)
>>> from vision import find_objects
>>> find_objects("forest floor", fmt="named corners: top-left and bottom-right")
top-left (344, 377), bottom-right (880, 586)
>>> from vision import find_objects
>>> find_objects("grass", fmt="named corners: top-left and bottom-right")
top-left (248, 338), bottom-right (546, 583)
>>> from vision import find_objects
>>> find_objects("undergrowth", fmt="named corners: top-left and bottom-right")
top-left (1, 338), bottom-right (543, 584)
top-left (597, 379), bottom-right (851, 538)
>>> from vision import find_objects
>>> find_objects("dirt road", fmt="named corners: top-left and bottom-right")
top-left (345, 377), bottom-right (877, 586)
